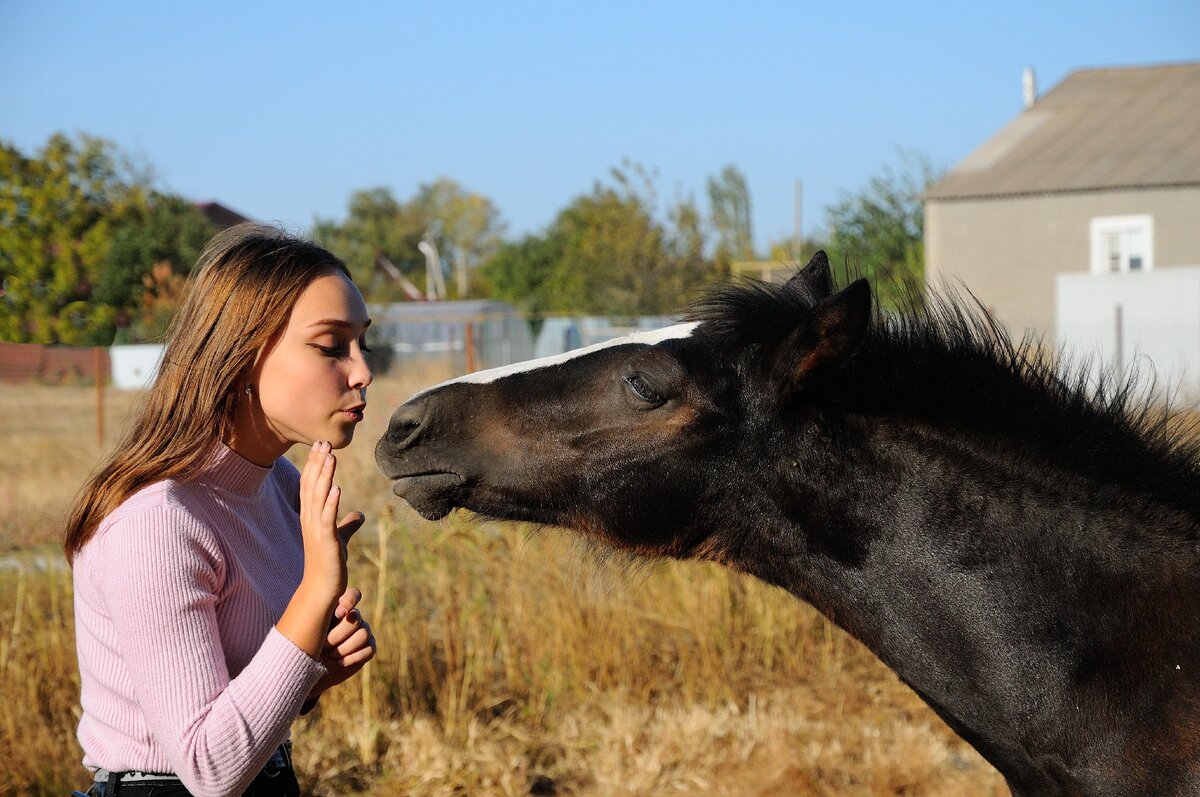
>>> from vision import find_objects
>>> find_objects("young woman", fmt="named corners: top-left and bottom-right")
top-left (65, 224), bottom-right (378, 797)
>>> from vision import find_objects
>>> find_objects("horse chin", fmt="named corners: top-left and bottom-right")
top-left (389, 472), bottom-right (465, 521)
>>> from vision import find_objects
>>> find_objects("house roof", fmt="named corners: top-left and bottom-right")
top-left (194, 201), bottom-right (252, 229)
top-left (925, 62), bottom-right (1200, 201)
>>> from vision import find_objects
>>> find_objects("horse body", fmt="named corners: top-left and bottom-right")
top-left (376, 253), bottom-right (1200, 796)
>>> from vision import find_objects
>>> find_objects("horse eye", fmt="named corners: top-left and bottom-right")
top-left (624, 374), bottom-right (664, 405)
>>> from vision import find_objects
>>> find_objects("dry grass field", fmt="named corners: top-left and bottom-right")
top-left (0, 367), bottom-right (1006, 796)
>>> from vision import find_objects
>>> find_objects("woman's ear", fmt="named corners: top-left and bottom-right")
top-left (770, 279), bottom-right (872, 390)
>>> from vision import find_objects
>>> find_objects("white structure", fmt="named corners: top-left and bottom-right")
top-left (925, 63), bottom-right (1200, 341)
top-left (1056, 266), bottom-right (1200, 403)
top-left (110, 344), bottom-right (164, 390)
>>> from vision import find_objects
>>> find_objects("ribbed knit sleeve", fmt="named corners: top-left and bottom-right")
top-left (94, 504), bottom-right (325, 797)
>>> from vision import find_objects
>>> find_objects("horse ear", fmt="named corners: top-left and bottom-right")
top-left (783, 250), bottom-right (834, 300)
top-left (772, 278), bottom-right (871, 388)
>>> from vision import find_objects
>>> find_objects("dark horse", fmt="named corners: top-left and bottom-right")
top-left (376, 253), bottom-right (1200, 796)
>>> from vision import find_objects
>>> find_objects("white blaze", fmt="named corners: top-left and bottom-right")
top-left (406, 322), bottom-right (700, 402)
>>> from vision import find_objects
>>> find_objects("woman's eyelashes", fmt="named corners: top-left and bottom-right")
top-left (314, 338), bottom-right (371, 357)
top-left (314, 343), bottom-right (346, 357)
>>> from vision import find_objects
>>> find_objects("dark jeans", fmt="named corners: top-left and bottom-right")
top-left (86, 768), bottom-right (300, 797)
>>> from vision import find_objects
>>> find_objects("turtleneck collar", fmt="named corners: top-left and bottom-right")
top-left (202, 441), bottom-right (274, 497)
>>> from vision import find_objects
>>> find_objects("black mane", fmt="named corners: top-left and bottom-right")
top-left (690, 276), bottom-right (1200, 524)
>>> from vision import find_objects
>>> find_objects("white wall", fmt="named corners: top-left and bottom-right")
top-left (926, 185), bottom-right (1200, 342)
top-left (110, 344), bottom-right (164, 390)
top-left (1056, 266), bottom-right (1200, 403)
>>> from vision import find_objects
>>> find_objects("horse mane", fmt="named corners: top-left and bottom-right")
top-left (688, 275), bottom-right (1200, 522)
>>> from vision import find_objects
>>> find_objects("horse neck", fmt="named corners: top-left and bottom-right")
top-left (746, 417), bottom-right (1112, 635)
top-left (732, 416), bottom-right (1200, 786)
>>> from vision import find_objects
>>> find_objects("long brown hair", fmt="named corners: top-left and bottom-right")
top-left (64, 224), bottom-right (350, 563)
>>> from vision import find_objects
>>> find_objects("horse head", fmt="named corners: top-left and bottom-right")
top-left (374, 252), bottom-right (870, 562)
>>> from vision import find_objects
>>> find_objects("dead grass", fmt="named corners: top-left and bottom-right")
top-left (0, 381), bottom-right (140, 551)
top-left (0, 366), bottom-right (1005, 796)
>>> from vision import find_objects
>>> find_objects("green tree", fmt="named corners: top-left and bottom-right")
top-left (316, 179), bottom-right (505, 301)
top-left (766, 235), bottom-right (830, 264)
top-left (707, 164), bottom-right (754, 266)
top-left (3, 135), bottom-right (127, 343)
top-left (479, 162), bottom-right (724, 317)
top-left (314, 187), bottom-right (424, 300)
top-left (98, 193), bottom-right (216, 342)
top-left (660, 192), bottom-right (718, 308)
top-left (823, 148), bottom-right (941, 309)
top-left (556, 185), bottom-right (664, 315)
top-left (479, 164), bottom-right (660, 316)
top-left (412, 178), bottom-right (506, 297)
top-left (474, 232), bottom-right (566, 317)
top-left (1, 133), bottom-right (217, 345)
top-left (2, 133), bottom-right (116, 343)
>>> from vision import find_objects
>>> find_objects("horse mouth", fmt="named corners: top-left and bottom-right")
top-left (386, 471), bottom-right (467, 521)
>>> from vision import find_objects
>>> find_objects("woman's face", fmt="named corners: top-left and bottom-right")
top-left (242, 271), bottom-right (374, 460)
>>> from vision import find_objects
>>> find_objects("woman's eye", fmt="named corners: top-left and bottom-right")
top-left (625, 375), bottom-right (664, 404)
top-left (315, 338), bottom-right (371, 357)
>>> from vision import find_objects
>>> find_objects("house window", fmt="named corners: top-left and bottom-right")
top-left (1090, 215), bottom-right (1153, 274)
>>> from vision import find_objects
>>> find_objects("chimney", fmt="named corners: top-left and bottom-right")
top-left (1023, 66), bottom-right (1037, 110)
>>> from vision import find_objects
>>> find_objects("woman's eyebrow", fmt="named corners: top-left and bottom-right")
top-left (307, 318), bottom-right (372, 330)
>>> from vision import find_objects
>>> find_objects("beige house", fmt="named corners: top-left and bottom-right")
top-left (924, 63), bottom-right (1200, 341)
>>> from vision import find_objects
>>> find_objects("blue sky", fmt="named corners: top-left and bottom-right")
top-left (3, 1), bottom-right (1197, 253)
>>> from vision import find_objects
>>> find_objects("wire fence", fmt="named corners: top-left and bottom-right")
top-left (0, 306), bottom-right (683, 390)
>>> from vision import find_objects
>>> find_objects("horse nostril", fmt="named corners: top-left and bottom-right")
top-left (385, 405), bottom-right (425, 449)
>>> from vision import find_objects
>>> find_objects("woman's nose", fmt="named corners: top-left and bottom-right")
top-left (352, 348), bottom-right (374, 389)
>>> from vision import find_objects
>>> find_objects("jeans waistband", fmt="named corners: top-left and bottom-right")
top-left (94, 741), bottom-right (292, 783)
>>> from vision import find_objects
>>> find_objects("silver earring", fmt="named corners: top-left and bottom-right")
top-left (244, 383), bottom-right (253, 397)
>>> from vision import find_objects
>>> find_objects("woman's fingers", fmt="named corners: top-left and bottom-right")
top-left (318, 451), bottom-right (338, 517)
top-left (299, 441), bottom-right (319, 493)
top-left (299, 442), bottom-right (322, 523)
top-left (333, 587), bottom-right (362, 620)
top-left (327, 608), bottom-right (362, 646)
top-left (323, 483), bottom-right (341, 530)
top-left (301, 441), bottom-right (334, 526)
top-left (330, 622), bottom-right (374, 659)
top-left (326, 619), bottom-right (372, 657)
top-left (337, 642), bottom-right (376, 669)
top-left (337, 511), bottom-right (366, 545)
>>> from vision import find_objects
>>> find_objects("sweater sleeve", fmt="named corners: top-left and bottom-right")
top-left (95, 505), bottom-right (325, 797)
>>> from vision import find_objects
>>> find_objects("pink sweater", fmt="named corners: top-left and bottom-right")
top-left (73, 443), bottom-right (327, 797)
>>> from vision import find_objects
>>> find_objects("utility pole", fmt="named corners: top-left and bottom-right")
top-left (455, 254), bottom-right (468, 299)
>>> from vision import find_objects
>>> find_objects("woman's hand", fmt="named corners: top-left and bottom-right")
top-left (278, 441), bottom-right (366, 658)
top-left (305, 587), bottom-right (377, 706)
top-left (299, 440), bottom-right (365, 604)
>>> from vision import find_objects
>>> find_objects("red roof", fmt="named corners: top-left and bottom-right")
top-left (193, 201), bottom-right (253, 229)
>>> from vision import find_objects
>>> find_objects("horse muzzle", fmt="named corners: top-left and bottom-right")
top-left (376, 392), bottom-right (477, 520)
